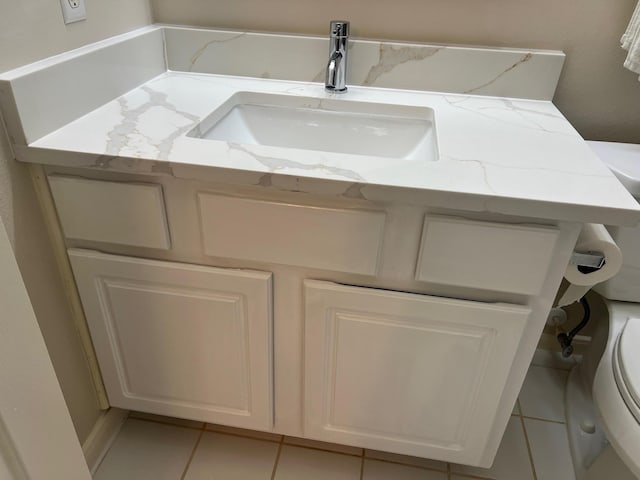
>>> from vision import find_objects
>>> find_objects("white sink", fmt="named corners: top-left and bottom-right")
top-left (188, 92), bottom-right (438, 161)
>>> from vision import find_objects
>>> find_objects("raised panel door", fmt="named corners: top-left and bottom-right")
top-left (69, 249), bottom-right (273, 431)
top-left (304, 280), bottom-right (530, 465)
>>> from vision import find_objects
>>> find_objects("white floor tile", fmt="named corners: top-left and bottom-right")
top-left (274, 445), bottom-right (361, 480)
top-left (365, 449), bottom-right (447, 472)
top-left (524, 418), bottom-right (576, 480)
top-left (450, 417), bottom-right (534, 480)
top-left (183, 431), bottom-right (279, 480)
top-left (284, 436), bottom-right (363, 455)
top-left (519, 365), bottom-right (568, 422)
top-left (94, 357), bottom-right (584, 479)
top-left (363, 459), bottom-right (447, 479)
top-left (94, 419), bottom-right (200, 480)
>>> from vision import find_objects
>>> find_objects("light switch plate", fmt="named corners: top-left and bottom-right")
top-left (59, 0), bottom-right (87, 24)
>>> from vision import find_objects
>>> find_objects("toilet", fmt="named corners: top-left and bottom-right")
top-left (565, 141), bottom-right (640, 480)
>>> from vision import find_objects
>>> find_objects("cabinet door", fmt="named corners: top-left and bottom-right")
top-left (304, 280), bottom-right (530, 466)
top-left (69, 249), bottom-right (273, 431)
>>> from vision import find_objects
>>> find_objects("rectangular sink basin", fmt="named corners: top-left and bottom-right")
top-left (188, 92), bottom-right (438, 161)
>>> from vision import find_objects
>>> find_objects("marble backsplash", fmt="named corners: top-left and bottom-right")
top-left (0, 24), bottom-right (565, 146)
top-left (164, 26), bottom-right (565, 102)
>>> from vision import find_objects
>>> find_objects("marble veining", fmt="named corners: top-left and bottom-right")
top-left (227, 143), bottom-right (366, 182)
top-left (189, 33), bottom-right (247, 72)
top-left (0, 25), bottom-right (638, 225)
top-left (15, 71), bottom-right (638, 225)
top-left (442, 96), bottom-right (573, 136)
top-left (106, 86), bottom-right (199, 159)
top-left (361, 44), bottom-right (443, 86)
top-left (463, 53), bottom-right (533, 94)
top-left (163, 26), bottom-right (565, 101)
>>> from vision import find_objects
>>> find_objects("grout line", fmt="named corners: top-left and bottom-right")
top-left (363, 456), bottom-right (448, 473)
top-left (359, 450), bottom-right (365, 480)
top-left (520, 415), bottom-right (566, 425)
top-left (363, 449), bottom-right (449, 473)
top-left (519, 409), bottom-right (539, 480)
top-left (179, 426), bottom-right (206, 480)
top-left (529, 362), bottom-right (575, 373)
top-left (447, 462), bottom-right (451, 480)
top-left (205, 423), bottom-right (284, 443)
top-left (270, 436), bottom-right (285, 480)
top-left (205, 428), bottom-right (283, 443)
top-left (280, 442), bottom-right (363, 458)
top-left (448, 474), bottom-right (494, 480)
top-left (130, 414), bottom-right (286, 443)
top-left (512, 396), bottom-right (521, 416)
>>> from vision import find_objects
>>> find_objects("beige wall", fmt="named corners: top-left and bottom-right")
top-left (0, 0), bottom-right (152, 72)
top-left (152, 0), bottom-right (640, 143)
top-left (0, 0), bottom-right (152, 443)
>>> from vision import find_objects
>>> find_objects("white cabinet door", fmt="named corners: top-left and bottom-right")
top-left (69, 249), bottom-right (273, 431)
top-left (304, 280), bottom-right (531, 466)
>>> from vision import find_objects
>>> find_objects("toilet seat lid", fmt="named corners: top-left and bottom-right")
top-left (617, 318), bottom-right (640, 416)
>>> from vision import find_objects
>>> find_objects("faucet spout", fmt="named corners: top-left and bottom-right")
top-left (325, 20), bottom-right (349, 93)
top-left (325, 50), bottom-right (344, 91)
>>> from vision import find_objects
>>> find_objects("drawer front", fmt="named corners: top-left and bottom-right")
top-left (198, 193), bottom-right (386, 275)
top-left (304, 280), bottom-right (530, 465)
top-left (416, 216), bottom-right (559, 295)
top-left (49, 175), bottom-right (170, 249)
top-left (69, 249), bottom-right (273, 430)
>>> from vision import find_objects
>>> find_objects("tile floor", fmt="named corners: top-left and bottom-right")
top-left (94, 352), bottom-right (577, 480)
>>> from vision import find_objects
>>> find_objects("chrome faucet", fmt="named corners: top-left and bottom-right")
top-left (325, 20), bottom-right (349, 93)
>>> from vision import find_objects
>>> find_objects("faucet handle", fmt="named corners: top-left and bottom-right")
top-left (329, 20), bottom-right (350, 38)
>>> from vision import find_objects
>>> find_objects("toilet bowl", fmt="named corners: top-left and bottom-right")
top-left (565, 141), bottom-right (640, 480)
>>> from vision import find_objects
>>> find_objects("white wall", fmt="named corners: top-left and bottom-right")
top-left (151, 0), bottom-right (640, 143)
top-left (0, 0), bottom-right (152, 72)
top-left (0, 0), bottom-right (152, 443)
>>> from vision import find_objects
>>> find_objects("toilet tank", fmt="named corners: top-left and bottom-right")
top-left (588, 141), bottom-right (640, 302)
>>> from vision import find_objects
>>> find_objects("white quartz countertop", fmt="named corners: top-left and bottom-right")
top-left (19, 71), bottom-right (640, 225)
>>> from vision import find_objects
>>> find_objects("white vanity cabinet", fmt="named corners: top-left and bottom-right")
top-left (303, 280), bottom-right (531, 465)
top-left (68, 249), bottom-right (274, 431)
top-left (46, 172), bottom-right (577, 467)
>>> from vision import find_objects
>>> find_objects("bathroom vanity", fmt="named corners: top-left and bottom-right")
top-left (1, 25), bottom-right (639, 468)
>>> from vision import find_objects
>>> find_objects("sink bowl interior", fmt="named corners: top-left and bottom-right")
top-left (188, 92), bottom-right (438, 161)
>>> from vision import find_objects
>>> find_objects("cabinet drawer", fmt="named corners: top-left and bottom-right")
top-left (304, 280), bottom-right (530, 465)
top-left (198, 193), bottom-right (386, 275)
top-left (68, 249), bottom-right (273, 430)
top-left (49, 175), bottom-right (170, 249)
top-left (416, 216), bottom-right (558, 295)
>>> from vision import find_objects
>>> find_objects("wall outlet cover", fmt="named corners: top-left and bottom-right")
top-left (59, 0), bottom-right (87, 24)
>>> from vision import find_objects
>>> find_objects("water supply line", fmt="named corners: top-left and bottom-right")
top-left (556, 296), bottom-right (591, 358)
